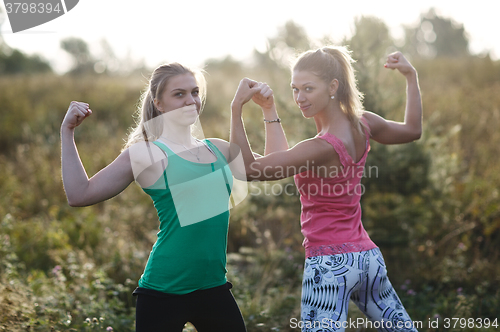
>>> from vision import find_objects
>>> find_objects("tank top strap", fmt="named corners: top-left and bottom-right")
top-left (359, 117), bottom-right (372, 161)
top-left (143, 141), bottom-right (168, 189)
top-left (317, 117), bottom-right (371, 168)
top-left (152, 140), bottom-right (174, 157)
top-left (317, 133), bottom-right (351, 168)
top-left (360, 116), bottom-right (371, 141)
top-left (203, 139), bottom-right (233, 204)
top-left (203, 139), bottom-right (229, 164)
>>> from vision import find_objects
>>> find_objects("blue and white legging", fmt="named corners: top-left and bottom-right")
top-left (301, 248), bottom-right (418, 332)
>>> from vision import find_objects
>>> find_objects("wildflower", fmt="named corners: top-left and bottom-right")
top-left (457, 287), bottom-right (463, 295)
top-left (407, 289), bottom-right (416, 296)
top-left (106, 327), bottom-right (113, 331)
top-left (52, 265), bottom-right (62, 275)
top-left (65, 312), bottom-right (72, 325)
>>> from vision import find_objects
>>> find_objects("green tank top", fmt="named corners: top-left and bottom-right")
top-left (138, 139), bottom-right (233, 294)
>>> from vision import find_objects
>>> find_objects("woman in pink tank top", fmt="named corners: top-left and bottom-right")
top-left (230, 46), bottom-right (422, 331)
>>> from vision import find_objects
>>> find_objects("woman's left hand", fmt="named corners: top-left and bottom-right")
top-left (231, 78), bottom-right (262, 110)
top-left (384, 51), bottom-right (416, 77)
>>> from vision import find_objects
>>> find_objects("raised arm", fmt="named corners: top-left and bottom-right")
top-left (363, 52), bottom-right (422, 144)
top-left (230, 78), bottom-right (265, 176)
top-left (230, 79), bottom-right (332, 181)
top-left (251, 82), bottom-right (289, 155)
top-left (61, 101), bottom-right (134, 207)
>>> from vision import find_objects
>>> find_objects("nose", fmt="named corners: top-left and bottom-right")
top-left (186, 94), bottom-right (197, 106)
top-left (295, 90), bottom-right (306, 104)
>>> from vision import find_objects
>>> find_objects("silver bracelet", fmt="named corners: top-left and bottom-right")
top-left (263, 118), bottom-right (281, 123)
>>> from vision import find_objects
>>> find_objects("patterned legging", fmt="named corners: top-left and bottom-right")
top-left (301, 248), bottom-right (418, 332)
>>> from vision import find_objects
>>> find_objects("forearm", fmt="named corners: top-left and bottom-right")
top-left (404, 71), bottom-right (423, 138)
top-left (230, 103), bottom-right (258, 177)
top-left (262, 105), bottom-right (289, 155)
top-left (61, 127), bottom-right (90, 206)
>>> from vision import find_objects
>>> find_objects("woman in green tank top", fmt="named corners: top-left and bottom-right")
top-left (60, 63), bottom-right (286, 331)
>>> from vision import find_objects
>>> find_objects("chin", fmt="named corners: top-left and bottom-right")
top-left (188, 116), bottom-right (200, 125)
top-left (301, 112), bottom-right (314, 119)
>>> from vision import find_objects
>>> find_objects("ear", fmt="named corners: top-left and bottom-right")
top-left (329, 79), bottom-right (339, 96)
top-left (154, 98), bottom-right (163, 113)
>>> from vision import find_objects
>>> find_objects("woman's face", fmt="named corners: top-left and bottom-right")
top-left (155, 73), bottom-right (201, 121)
top-left (291, 70), bottom-right (332, 118)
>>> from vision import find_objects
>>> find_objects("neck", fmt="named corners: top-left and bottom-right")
top-left (160, 124), bottom-right (195, 146)
top-left (314, 104), bottom-right (346, 135)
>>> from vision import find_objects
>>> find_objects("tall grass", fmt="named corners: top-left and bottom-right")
top-left (1, 55), bottom-right (500, 331)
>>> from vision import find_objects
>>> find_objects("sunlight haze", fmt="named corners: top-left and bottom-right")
top-left (1, 0), bottom-right (498, 73)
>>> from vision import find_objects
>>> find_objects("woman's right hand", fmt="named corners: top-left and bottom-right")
top-left (62, 101), bottom-right (92, 130)
top-left (252, 82), bottom-right (274, 110)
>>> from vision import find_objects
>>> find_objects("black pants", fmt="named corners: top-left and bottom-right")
top-left (133, 282), bottom-right (246, 332)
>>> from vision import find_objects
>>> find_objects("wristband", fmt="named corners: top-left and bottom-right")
top-left (263, 118), bottom-right (281, 123)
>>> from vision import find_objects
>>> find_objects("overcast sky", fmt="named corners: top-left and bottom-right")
top-left (1, 0), bottom-right (498, 72)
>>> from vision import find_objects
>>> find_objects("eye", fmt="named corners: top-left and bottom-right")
top-left (175, 92), bottom-right (184, 97)
top-left (292, 87), bottom-right (298, 93)
top-left (192, 89), bottom-right (199, 96)
top-left (305, 86), bottom-right (313, 92)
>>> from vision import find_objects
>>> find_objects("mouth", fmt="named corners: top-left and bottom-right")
top-left (181, 104), bottom-right (198, 114)
top-left (299, 104), bottom-right (311, 112)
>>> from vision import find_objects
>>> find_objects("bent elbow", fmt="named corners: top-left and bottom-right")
top-left (67, 199), bottom-right (80, 207)
top-left (246, 171), bottom-right (261, 182)
top-left (406, 126), bottom-right (422, 142)
top-left (244, 161), bottom-right (263, 182)
top-left (67, 196), bottom-right (85, 207)
top-left (246, 175), bottom-right (260, 182)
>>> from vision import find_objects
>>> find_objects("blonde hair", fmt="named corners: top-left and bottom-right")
top-left (123, 63), bottom-right (206, 150)
top-left (292, 46), bottom-right (365, 132)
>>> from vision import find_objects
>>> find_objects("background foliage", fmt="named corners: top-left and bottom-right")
top-left (1, 9), bottom-right (499, 332)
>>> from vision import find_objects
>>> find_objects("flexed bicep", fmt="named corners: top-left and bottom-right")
top-left (64, 149), bottom-right (135, 207)
top-left (365, 52), bottom-right (422, 145)
top-left (363, 111), bottom-right (420, 144)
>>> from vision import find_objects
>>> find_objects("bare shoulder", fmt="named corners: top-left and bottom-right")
top-left (128, 141), bottom-right (168, 177)
top-left (128, 140), bottom-right (166, 161)
top-left (361, 111), bottom-right (385, 135)
top-left (361, 111), bottom-right (380, 125)
top-left (291, 136), bottom-right (337, 162)
top-left (205, 138), bottom-right (230, 159)
top-left (300, 136), bottom-right (342, 174)
top-left (205, 137), bottom-right (229, 148)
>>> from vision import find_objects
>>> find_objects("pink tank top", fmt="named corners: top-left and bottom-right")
top-left (294, 120), bottom-right (377, 258)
